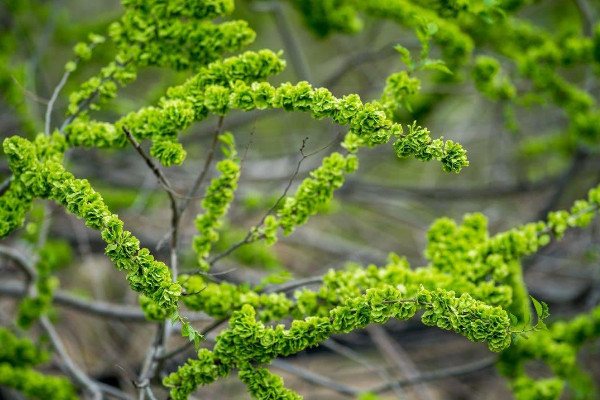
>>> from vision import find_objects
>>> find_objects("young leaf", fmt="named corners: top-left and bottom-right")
top-left (530, 296), bottom-right (543, 321)
top-left (420, 59), bottom-right (453, 75)
top-left (394, 45), bottom-right (412, 70)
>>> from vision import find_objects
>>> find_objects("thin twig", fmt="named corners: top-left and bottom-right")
top-left (45, 67), bottom-right (72, 135)
top-left (207, 137), bottom-right (311, 267)
top-left (41, 316), bottom-right (102, 400)
top-left (122, 126), bottom-right (175, 195)
top-left (123, 124), bottom-right (183, 398)
top-left (177, 116), bottom-right (225, 217)
top-left (157, 317), bottom-right (228, 361)
top-left (10, 75), bottom-right (49, 104)
top-left (60, 62), bottom-right (127, 134)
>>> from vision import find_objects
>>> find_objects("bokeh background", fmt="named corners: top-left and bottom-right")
top-left (1, 0), bottom-right (599, 399)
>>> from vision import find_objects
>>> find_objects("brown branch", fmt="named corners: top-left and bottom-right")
top-left (367, 325), bottom-right (434, 400)
top-left (270, 359), bottom-right (360, 396)
top-left (40, 316), bottom-right (103, 400)
top-left (177, 116), bottom-right (225, 217)
top-left (0, 281), bottom-right (210, 323)
top-left (206, 136), bottom-right (315, 268)
top-left (371, 356), bottom-right (497, 393)
top-left (122, 126), bottom-right (175, 196)
top-left (156, 317), bottom-right (228, 362)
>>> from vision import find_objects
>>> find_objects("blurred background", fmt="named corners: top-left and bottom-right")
top-left (1, 0), bottom-right (599, 399)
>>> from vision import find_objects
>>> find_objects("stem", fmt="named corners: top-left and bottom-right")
top-left (45, 67), bottom-right (72, 136)
top-left (40, 316), bottom-right (102, 400)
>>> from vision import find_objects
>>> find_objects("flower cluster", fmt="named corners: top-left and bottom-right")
top-left (238, 364), bottom-right (302, 400)
top-left (498, 304), bottom-right (600, 399)
top-left (193, 146), bottom-right (241, 270)
top-left (2, 135), bottom-right (181, 315)
top-left (165, 287), bottom-right (512, 399)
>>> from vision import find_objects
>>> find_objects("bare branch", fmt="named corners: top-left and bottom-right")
top-left (253, 1), bottom-right (312, 82)
top-left (177, 116), bottom-right (225, 217)
top-left (270, 359), bottom-right (360, 396)
top-left (122, 126), bottom-right (176, 197)
top-left (367, 325), bottom-right (434, 400)
top-left (371, 356), bottom-right (497, 393)
top-left (0, 244), bottom-right (37, 280)
top-left (157, 317), bottom-right (228, 361)
top-left (45, 67), bottom-right (72, 135)
top-left (40, 316), bottom-right (102, 400)
top-left (207, 137), bottom-right (312, 267)
top-left (0, 280), bottom-right (210, 323)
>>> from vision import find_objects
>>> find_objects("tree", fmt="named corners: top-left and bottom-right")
top-left (0, 0), bottom-right (599, 399)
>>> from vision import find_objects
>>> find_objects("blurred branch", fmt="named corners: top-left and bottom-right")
top-left (0, 244), bottom-right (37, 280)
top-left (40, 316), bottom-right (103, 400)
top-left (253, 1), bottom-right (312, 82)
top-left (177, 116), bottom-right (224, 216)
top-left (371, 356), bottom-right (497, 393)
top-left (45, 66), bottom-right (71, 135)
top-left (270, 359), bottom-right (360, 396)
top-left (322, 338), bottom-right (406, 398)
top-left (262, 275), bottom-right (323, 294)
top-left (367, 325), bottom-right (435, 400)
top-left (271, 355), bottom-right (497, 396)
top-left (342, 176), bottom-right (561, 203)
top-left (0, 176), bottom-right (12, 196)
top-left (0, 280), bottom-right (210, 323)
top-left (321, 42), bottom-right (397, 88)
top-left (573, 0), bottom-right (595, 36)
top-left (535, 148), bottom-right (588, 221)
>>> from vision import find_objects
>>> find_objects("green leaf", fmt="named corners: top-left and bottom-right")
top-left (530, 296), bottom-right (543, 321)
top-left (394, 45), bottom-right (412, 69)
top-left (419, 59), bottom-right (453, 75)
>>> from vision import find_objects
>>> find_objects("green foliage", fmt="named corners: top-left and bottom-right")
top-left (0, 364), bottom-right (78, 400)
top-left (0, 329), bottom-right (48, 367)
top-left (2, 0), bottom-right (600, 399)
top-left (165, 286), bottom-right (512, 398)
top-left (193, 134), bottom-right (241, 270)
top-left (0, 329), bottom-right (77, 400)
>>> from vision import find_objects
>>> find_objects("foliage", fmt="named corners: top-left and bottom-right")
top-left (0, 0), bottom-right (599, 399)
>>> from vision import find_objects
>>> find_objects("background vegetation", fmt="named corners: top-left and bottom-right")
top-left (1, 0), bottom-right (599, 399)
